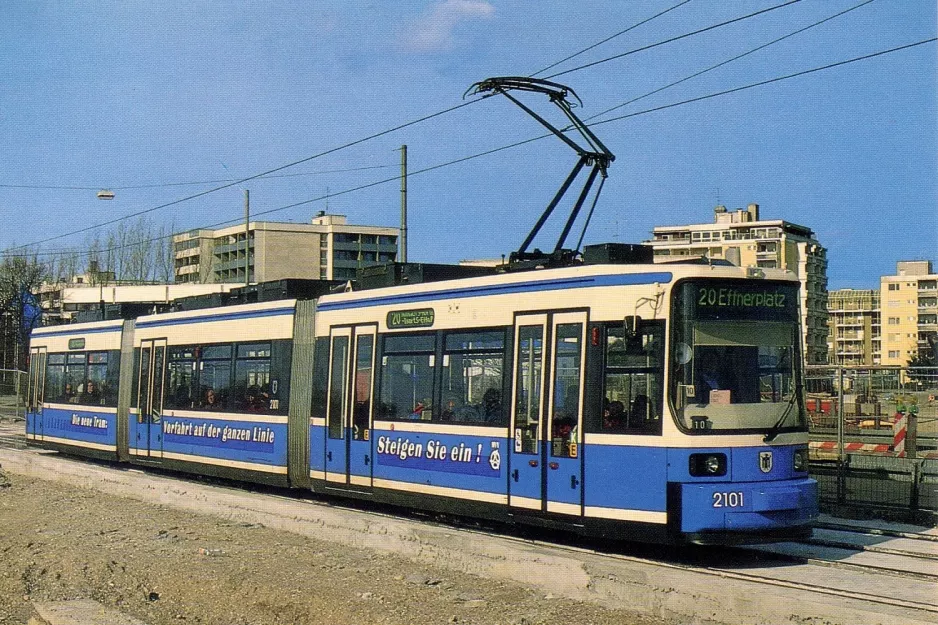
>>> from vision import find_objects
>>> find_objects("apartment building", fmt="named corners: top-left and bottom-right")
top-left (173, 213), bottom-right (399, 284)
top-left (827, 289), bottom-right (881, 366)
top-left (646, 203), bottom-right (829, 364)
top-left (881, 261), bottom-right (938, 367)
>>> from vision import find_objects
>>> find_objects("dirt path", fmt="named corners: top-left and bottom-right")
top-left (0, 469), bottom-right (665, 625)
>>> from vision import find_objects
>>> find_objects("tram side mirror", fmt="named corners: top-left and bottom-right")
top-left (623, 315), bottom-right (641, 339)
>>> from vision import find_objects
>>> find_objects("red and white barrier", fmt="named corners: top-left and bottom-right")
top-left (810, 441), bottom-right (891, 454)
top-left (809, 438), bottom-right (938, 459)
top-left (892, 412), bottom-right (907, 458)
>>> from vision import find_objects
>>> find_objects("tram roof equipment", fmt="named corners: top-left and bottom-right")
top-left (465, 77), bottom-right (616, 271)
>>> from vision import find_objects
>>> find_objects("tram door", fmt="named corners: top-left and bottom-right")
top-left (544, 312), bottom-right (586, 515)
top-left (136, 339), bottom-right (167, 458)
top-left (325, 325), bottom-right (377, 489)
top-left (509, 312), bottom-right (586, 515)
top-left (509, 314), bottom-right (547, 510)
top-left (27, 347), bottom-right (47, 440)
top-left (348, 326), bottom-right (377, 488)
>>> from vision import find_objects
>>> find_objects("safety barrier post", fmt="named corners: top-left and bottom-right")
top-left (893, 410), bottom-right (907, 457)
top-left (837, 368), bottom-right (845, 463)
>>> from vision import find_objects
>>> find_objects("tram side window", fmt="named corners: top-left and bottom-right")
top-left (440, 331), bottom-right (505, 425)
top-left (599, 322), bottom-right (664, 434)
top-left (514, 326), bottom-right (543, 454)
top-left (311, 337), bottom-right (330, 419)
top-left (84, 352), bottom-right (118, 406)
top-left (235, 343), bottom-right (273, 413)
top-left (550, 323), bottom-right (583, 458)
top-left (64, 353), bottom-right (86, 404)
top-left (352, 334), bottom-right (374, 440)
top-left (165, 347), bottom-right (196, 410)
top-left (196, 345), bottom-right (232, 411)
top-left (378, 334), bottom-right (435, 421)
top-left (46, 354), bottom-right (66, 402)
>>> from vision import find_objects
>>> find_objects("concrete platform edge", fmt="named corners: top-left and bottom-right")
top-left (1, 449), bottom-right (931, 625)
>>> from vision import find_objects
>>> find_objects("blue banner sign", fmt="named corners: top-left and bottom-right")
top-left (162, 418), bottom-right (277, 452)
top-left (375, 435), bottom-right (502, 477)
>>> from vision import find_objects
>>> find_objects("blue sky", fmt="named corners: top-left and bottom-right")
top-left (1, 0), bottom-right (935, 289)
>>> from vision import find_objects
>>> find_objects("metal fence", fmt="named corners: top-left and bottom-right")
top-left (0, 368), bottom-right (27, 421)
top-left (810, 455), bottom-right (938, 525)
top-left (806, 365), bottom-right (938, 524)
top-left (805, 365), bottom-right (938, 460)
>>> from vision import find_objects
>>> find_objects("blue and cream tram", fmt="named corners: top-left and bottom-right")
top-left (25, 259), bottom-right (817, 544)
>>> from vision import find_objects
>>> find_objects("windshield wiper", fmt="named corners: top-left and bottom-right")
top-left (763, 393), bottom-right (799, 443)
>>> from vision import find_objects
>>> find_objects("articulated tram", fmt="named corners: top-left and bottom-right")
top-left (24, 259), bottom-right (817, 544)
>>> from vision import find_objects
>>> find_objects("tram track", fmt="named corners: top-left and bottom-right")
top-left (739, 520), bottom-right (938, 580)
top-left (806, 532), bottom-right (938, 562)
top-left (447, 526), bottom-right (938, 617)
top-left (815, 519), bottom-right (938, 543)
top-left (745, 542), bottom-right (938, 584)
top-left (390, 502), bottom-right (938, 618)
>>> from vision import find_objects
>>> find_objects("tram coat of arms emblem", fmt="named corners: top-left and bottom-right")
top-left (759, 451), bottom-right (773, 473)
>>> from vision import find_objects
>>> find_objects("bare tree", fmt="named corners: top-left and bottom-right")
top-left (86, 232), bottom-right (102, 285)
top-left (156, 221), bottom-right (176, 283)
top-left (54, 217), bottom-right (178, 286)
top-left (59, 249), bottom-right (79, 284)
top-left (114, 221), bottom-right (130, 280)
top-left (126, 216), bottom-right (154, 281)
top-left (0, 249), bottom-right (47, 370)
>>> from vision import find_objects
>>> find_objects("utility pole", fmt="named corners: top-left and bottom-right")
top-left (399, 145), bottom-right (407, 264)
top-left (244, 189), bottom-right (251, 286)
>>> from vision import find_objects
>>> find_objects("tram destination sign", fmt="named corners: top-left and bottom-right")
top-left (684, 280), bottom-right (798, 321)
top-left (387, 308), bottom-right (435, 329)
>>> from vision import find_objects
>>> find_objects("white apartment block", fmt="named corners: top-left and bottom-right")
top-left (646, 203), bottom-right (829, 365)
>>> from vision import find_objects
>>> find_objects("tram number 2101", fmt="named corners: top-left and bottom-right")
top-left (712, 491), bottom-right (745, 508)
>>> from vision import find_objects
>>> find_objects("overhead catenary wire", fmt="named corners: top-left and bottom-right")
top-left (2, 2), bottom-right (873, 200)
top-left (587, 37), bottom-right (936, 129)
top-left (5, 3), bottom-right (688, 195)
top-left (0, 165), bottom-right (396, 192)
top-left (529, 0), bottom-right (694, 77)
top-left (585, 0), bottom-right (878, 122)
top-left (14, 37), bottom-right (933, 263)
top-left (544, 0), bottom-right (803, 80)
top-left (221, 37), bottom-right (938, 223)
top-left (6, 1), bottom-right (811, 255)
top-left (5, 99), bottom-right (483, 253)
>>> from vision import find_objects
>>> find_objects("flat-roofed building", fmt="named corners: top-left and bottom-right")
top-left (37, 281), bottom-right (238, 324)
top-left (881, 260), bottom-right (938, 367)
top-left (173, 213), bottom-right (399, 284)
top-left (646, 203), bottom-right (829, 365)
top-left (827, 289), bottom-right (881, 366)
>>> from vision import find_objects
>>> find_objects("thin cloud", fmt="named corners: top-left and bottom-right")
top-left (400, 0), bottom-right (495, 53)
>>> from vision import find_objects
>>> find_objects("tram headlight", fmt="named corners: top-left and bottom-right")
top-left (689, 453), bottom-right (727, 477)
top-left (793, 448), bottom-right (808, 473)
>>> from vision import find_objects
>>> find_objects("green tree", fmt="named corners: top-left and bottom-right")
top-left (906, 333), bottom-right (937, 389)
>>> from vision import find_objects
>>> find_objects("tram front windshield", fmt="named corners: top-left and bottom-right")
top-left (670, 279), bottom-right (806, 433)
